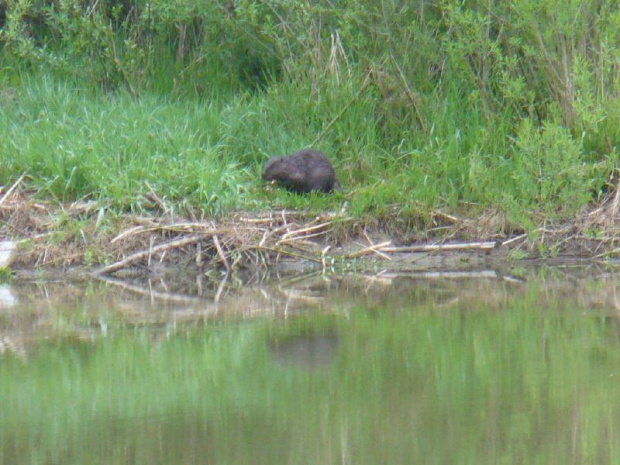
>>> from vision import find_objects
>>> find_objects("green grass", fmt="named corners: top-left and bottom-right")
top-left (1, 0), bottom-right (619, 231)
top-left (0, 73), bottom-right (613, 231)
top-left (0, 77), bottom-right (250, 214)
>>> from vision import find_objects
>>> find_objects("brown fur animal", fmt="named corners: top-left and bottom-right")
top-left (262, 149), bottom-right (339, 194)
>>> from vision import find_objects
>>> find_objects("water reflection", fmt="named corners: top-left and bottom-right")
top-left (0, 284), bottom-right (17, 308)
top-left (1, 265), bottom-right (620, 353)
top-left (1, 265), bottom-right (620, 463)
top-left (269, 333), bottom-right (340, 371)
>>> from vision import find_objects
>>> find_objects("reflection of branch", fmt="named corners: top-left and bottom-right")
top-left (270, 270), bottom-right (324, 288)
top-left (379, 270), bottom-right (498, 279)
top-left (259, 246), bottom-right (322, 264)
top-left (95, 274), bottom-right (200, 304)
top-left (214, 272), bottom-right (229, 303)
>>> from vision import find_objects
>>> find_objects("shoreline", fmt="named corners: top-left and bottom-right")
top-left (1, 186), bottom-right (619, 280)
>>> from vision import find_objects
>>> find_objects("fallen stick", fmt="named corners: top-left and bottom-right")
top-left (110, 225), bottom-right (146, 244)
top-left (321, 245), bottom-right (331, 273)
top-left (157, 222), bottom-right (217, 232)
top-left (502, 234), bottom-right (527, 247)
top-left (214, 272), bottom-right (229, 303)
top-left (346, 241), bottom-right (496, 257)
top-left (212, 235), bottom-right (230, 272)
top-left (276, 229), bottom-right (331, 246)
top-left (369, 248), bottom-right (392, 260)
top-left (279, 221), bottom-right (333, 241)
top-left (0, 172), bottom-right (26, 207)
top-left (111, 222), bottom-right (220, 244)
top-left (196, 241), bottom-right (202, 266)
top-left (96, 235), bottom-right (201, 274)
top-left (259, 223), bottom-right (297, 247)
top-left (273, 239), bottom-right (320, 252)
top-left (608, 171), bottom-right (620, 217)
top-left (431, 210), bottom-right (461, 223)
top-left (346, 241), bottom-right (393, 259)
top-left (145, 181), bottom-right (166, 212)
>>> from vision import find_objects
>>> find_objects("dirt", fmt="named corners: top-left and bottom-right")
top-left (1, 183), bottom-right (620, 280)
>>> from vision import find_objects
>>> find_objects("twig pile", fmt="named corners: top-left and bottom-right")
top-left (4, 169), bottom-right (620, 273)
top-left (96, 211), bottom-right (348, 275)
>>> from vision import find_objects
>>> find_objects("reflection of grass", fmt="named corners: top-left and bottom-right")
top-left (0, 267), bottom-right (14, 283)
top-left (1, 295), bottom-right (620, 463)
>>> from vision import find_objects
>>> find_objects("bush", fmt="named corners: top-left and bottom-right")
top-left (1, 0), bottom-right (619, 221)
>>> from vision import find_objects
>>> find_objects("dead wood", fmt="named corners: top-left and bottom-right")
top-left (96, 235), bottom-right (202, 274)
top-left (3, 180), bottom-right (620, 274)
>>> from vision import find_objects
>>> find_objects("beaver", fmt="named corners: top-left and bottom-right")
top-left (261, 149), bottom-right (339, 194)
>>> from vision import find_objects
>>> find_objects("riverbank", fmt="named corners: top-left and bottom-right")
top-left (2, 1), bottom-right (620, 278)
top-left (2, 175), bottom-right (619, 279)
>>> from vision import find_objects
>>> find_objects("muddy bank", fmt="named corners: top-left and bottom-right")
top-left (0, 182), bottom-right (619, 279)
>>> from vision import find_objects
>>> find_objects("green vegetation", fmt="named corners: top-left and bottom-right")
top-left (1, 287), bottom-right (620, 463)
top-left (1, 0), bottom-right (619, 230)
top-left (0, 266), bottom-right (13, 282)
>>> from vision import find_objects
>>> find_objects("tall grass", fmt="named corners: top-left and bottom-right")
top-left (0, 77), bottom-right (251, 214)
top-left (1, 0), bottom-right (619, 227)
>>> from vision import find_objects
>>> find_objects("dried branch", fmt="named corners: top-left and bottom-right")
top-left (347, 240), bottom-right (393, 259)
top-left (0, 173), bottom-right (26, 207)
top-left (96, 235), bottom-right (202, 275)
top-left (279, 221), bottom-right (333, 241)
top-left (212, 235), bottom-right (230, 272)
top-left (346, 241), bottom-right (496, 258)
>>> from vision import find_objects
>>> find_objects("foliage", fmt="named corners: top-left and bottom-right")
top-left (1, 0), bottom-right (619, 226)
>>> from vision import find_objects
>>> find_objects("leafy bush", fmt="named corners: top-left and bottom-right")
top-left (1, 0), bottom-right (619, 222)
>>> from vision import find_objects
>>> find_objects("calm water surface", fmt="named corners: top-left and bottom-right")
top-left (1, 265), bottom-right (620, 464)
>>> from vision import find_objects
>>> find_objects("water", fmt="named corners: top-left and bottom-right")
top-left (1, 265), bottom-right (620, 464)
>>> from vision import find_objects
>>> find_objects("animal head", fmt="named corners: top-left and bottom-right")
top-left (261, 156), bottom-right (284, 181)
